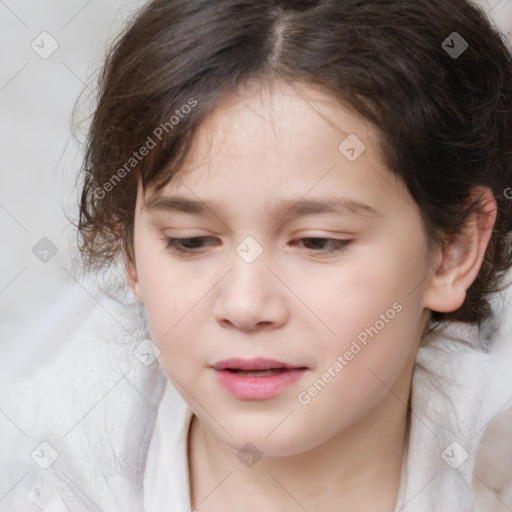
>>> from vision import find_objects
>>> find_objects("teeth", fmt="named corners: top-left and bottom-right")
top-left (228, 369), bottom-right (286, 376)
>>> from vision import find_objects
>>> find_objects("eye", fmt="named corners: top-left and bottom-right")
top-left (163, 236), bottom-right (352, 256)
top-left (293, 237), bottom-right (352, 254)
top-left (164, 236), bottom-right (216, 254)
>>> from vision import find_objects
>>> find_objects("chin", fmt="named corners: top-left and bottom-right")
top-left (215, 422), bottom-right (311, 458)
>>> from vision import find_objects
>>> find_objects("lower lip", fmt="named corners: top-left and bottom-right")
top-left (214, 368), bottom-right (307, 400)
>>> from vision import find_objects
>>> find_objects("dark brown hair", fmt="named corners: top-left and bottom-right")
top-left (73, 0), bottom-right (512, 334)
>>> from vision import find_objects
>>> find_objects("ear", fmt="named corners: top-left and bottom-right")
top-left (423, 186), bottom-right (497, 314)
top-left (123, 250), bottom-right (143, 303)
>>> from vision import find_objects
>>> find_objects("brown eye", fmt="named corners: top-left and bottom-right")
top-left (295, 238), bottom-right (352, 253)
top-left (164, 236), bottom-right (216, 254)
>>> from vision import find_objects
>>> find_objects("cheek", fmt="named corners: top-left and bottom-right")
top-left (302, 258), bottom-right (405, 344)
top-left (301, 242), bottom-right (424, 384)
top-left (336, 233), bottom-right (427, 318)
top-left (142, 283), bottom-right (205, 380)
top-left (134, 244), bottom-right (199, 347)
top-left (299, 309), bottom-right (415, 439)
top-left (143, 278), bottom-right (202, 348)
top-left (315, 292), bottom-right (422, 434)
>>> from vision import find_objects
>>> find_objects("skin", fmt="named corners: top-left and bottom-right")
top-left (125, 79), bottom-right (496, 511)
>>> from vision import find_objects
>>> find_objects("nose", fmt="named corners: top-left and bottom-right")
top-left (214, 249), bottom-right (289, 332)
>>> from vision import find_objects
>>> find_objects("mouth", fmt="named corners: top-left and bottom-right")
top-left (211, 358), bottom-right (308, 400)
top-left (212, 357), bottom-right (307, 372)
top-left (222, 368), bottom-right (291, 377)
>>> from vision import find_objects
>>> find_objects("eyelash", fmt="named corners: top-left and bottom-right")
top-left (163, 236), bottom-right (352, 255)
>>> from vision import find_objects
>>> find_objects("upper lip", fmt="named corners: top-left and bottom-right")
top-left (212, 358), bottom-right (306, 371)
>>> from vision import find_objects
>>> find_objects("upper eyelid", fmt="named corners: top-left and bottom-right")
top-left (164, 235), bottom-right (353, 241)
top-left (164, 236), bottom-right (352, 248)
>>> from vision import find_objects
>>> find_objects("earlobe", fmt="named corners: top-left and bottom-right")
top-left (124, 256), bottom-right (143, 302)
top-left (423, 236), bottom-right (474, 313)
top-left (423, 186), bottom-right (497, 314)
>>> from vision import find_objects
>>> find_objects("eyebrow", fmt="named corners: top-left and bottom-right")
top-left (142, 194), bottom-right (380, 220)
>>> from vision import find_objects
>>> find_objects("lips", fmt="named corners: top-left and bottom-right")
top-left (211, 358), bottom-right (308, 400)
top-left (212, 358), bottom-right (306, 372)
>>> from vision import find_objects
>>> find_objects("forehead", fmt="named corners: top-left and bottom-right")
top-left (140, 79), bottom-right (410, 221)
top-left (185, 79), bottom-right (383, 167)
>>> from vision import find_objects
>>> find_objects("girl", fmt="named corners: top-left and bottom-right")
top-left (3, 0), bottom-right (512, 510)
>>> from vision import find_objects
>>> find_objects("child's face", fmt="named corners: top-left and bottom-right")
top-left (129, 79), bottom-right (437, 456)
